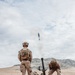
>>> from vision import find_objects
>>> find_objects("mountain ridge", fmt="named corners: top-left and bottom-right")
top-left (14, 58), bottom-right (75, 69)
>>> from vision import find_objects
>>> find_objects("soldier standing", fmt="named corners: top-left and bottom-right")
top-left (48, 58), bottom-right (61, 75)
top-left (18, 42), bottom-right (32, 75)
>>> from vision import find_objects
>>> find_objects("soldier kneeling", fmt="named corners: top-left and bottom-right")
top-left (48, 58), bottom-right (61, 75)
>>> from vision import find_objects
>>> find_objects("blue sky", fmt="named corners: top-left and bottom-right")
top-left (0, 0), bottom-right (75, 68)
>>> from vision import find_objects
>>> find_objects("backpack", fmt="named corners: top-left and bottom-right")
top-left (20, 49), bottom-right (29, 59)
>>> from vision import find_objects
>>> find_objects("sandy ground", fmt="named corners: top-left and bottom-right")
top-left (0, 66), bottom-right (75, 75)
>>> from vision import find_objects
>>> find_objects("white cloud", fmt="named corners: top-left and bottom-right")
top-left (0, 0), bottom-right (75, 67)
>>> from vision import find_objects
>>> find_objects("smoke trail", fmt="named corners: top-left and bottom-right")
top-left (30, 27), bottom-right (44, 58)
top-left (37, 32), bottom-right (44, 58)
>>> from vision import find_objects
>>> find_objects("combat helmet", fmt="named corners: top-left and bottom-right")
top-left (51, 58), bottom-right (57, 63)
top-left (22, 42), bottom-right (29, 46)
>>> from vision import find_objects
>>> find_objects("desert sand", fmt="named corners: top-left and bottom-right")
top-left (0, 66), bottom-right (75, 75)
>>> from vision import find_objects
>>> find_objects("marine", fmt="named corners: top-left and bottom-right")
top-left (48, 58), bottom-right (61, 75)
top-left (18, 42), bottom-right (32, 75)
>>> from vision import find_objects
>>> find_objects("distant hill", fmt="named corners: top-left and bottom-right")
top-left (31, 58), bottom-right (75, 69)
top-left (14, 58), bottom-right (75, 70)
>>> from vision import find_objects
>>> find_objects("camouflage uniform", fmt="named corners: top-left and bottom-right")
top-left (48, 58), bottom-right (61, 75)
top-left (18, 42), bottom-right (32, 75)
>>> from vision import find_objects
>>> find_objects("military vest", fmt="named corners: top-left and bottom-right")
top-left (20, 48), bottom-right (30, 60)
